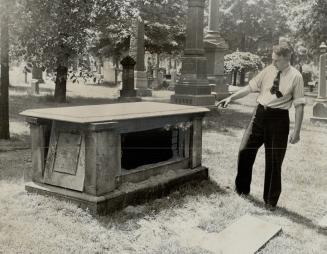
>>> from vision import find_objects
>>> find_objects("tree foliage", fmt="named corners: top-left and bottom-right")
top-left (287, 0), bottom-right (327, 55)
top-left (93, 0), bottom-right (187, 58)
top-left (219, 0), bottom-right (289, 53)
top-left (16, 0), bottom-right (95, 70)
top-left (224, 51), bottom-right (263, 73)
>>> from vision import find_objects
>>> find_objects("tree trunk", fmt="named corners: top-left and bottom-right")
top-left (154, 53), bottom-right (160, 79)
top-left (240, 70), bottom-right (246, 86)
top-left (54, 55), bottom-right (68, 103)
top-left (233, 70), bottom-right (238, 86)
top-left (0, 3), bottom-right (10, 140)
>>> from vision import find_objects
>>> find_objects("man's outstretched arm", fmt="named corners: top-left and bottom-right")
top-left (217, 85), bottom-right (252, 108)
top-left (289, 104), bottom-right (304, 144)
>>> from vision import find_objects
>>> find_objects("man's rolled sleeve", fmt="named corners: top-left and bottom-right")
top-left (292, 74), bottom-right (306, 107)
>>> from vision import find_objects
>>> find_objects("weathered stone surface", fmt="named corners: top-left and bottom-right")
top-left (43, 123), bottom-right (85, 192)
top-left (20, 102), bottom-right (209, 123)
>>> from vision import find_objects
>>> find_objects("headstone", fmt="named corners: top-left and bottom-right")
top-left (171, 0), bottom-right (215, 107)
top-left (170, 68), bottom-right (177, 87)
top-left (30, 79), bottom-right (39, 95)
top-left (318, 215), bottom-right (327, 229)
top-left (311, 42), bottom-right (327, 123)
top-left (32, 66), bottom-right (44, 84)
top-left (119, 56), bottom-right (141, 102)
top-left (102, 58), bottom-right (116, 86)
top-left (151, 54), bottom-right (160, 89)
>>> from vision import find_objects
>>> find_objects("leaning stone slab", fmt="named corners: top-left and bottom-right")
top-left (182, 214), bottom-right (282, 254)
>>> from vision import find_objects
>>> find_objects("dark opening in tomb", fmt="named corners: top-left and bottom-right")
top-left (121, 128), bottom-right (178, 170)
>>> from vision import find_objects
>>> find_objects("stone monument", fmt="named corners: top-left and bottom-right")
top-left (171, 0), bottom-right (215, 107)
top-left (31, 65), bottom-right (44, 84)
top-left (119, 56), bottom-right (141, 102)
top-left (204, 0), bottom-right (229, 101)
top-left (134, 18), bottom-right (152, 96)
top-left (311, 42), bottom-right (327, 123)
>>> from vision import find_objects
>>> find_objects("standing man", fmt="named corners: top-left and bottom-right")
top-left (218, 43), bottom-right (305, 209)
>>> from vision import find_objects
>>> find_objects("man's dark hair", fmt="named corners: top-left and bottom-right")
top-left (273, 43), bottom-right (292, 58)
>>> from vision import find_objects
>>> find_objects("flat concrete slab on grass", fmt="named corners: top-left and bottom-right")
top-left (183, 214), bottom-right (282, 254)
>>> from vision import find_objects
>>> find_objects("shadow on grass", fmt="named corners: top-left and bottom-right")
top-left (98, 179), bottom-right (229, 226)
top-left (10, 84), bottom-right (53, 94)
top-left (244, 195), bottom-right (327, 236)
top-left (203, 108), bottom-right (253, 133)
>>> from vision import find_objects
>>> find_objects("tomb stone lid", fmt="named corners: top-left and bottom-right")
top-left (20, 102), bottom-right (209, 123)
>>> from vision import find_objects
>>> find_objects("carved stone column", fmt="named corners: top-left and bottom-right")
top-left (204, 0), bottom-right (229, 100)
top-left (171, 0), bottom-right (215, 107)
top-left (134, 18), bottom-right (152, 96)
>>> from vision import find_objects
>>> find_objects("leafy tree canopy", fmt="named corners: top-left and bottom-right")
top-left (219, 0), bottom-right (289, 53)
top-left (224, 51), bottom-right (263, 73)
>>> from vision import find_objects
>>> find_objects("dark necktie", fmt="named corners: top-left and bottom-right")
top-left (270, 70), bottom-right (283, 98)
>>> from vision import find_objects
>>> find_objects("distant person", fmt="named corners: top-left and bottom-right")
top-left (217, 43), bottom-right (306, 210)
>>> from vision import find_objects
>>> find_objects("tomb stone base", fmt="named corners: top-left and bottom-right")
top-left (25, 166), bottom-right (208, 215)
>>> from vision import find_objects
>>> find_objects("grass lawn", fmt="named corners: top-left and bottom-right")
top-left (0, 74), bottom-right (326, 253)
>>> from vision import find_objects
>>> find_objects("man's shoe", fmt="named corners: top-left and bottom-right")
top-left (234, 187), bottom-right (249, 196)
top-left (265, 203), bottom-right (277, 211)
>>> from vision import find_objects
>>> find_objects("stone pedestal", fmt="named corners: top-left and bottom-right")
top-left (119, 56), bottom-right (141, 102)
top-left (135, 70), bottom-right (152, 96)
top-left (171, 0), bottom-right (215, 107)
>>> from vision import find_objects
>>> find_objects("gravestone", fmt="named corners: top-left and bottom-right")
top-left (102, 58), bottom-right (116, 86)
top-left (311, 42), bottom-right (327, 123)
top-left (32, 65), bottom-right (44, 84)
top-left (119, 56), bottom-right (141, 102)
top-left (318, 215), bottom-right (327, 229)
top-left (30, 79), bottom-right (39, 95)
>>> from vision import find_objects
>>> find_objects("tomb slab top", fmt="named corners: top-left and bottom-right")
top-left (20, 102), bottom-right (209, 123)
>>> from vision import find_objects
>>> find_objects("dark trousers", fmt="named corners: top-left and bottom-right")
top-left (235, 104), bottom-right (289, 206)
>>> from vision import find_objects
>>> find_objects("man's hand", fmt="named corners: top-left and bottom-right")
top-left (217, 97), bottom-right (232, 108)
top-left (289, 132), bottom-right (300, 144)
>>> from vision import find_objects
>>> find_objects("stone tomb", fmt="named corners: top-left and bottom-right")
top-left (20, 102), bottom-right (209, 215)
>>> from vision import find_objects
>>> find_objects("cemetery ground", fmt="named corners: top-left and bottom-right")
top-left (0, 75), bottom-right (326, 253)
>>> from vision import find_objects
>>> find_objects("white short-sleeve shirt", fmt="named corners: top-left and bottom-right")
top-left (249, 64), bottom-right (306, 109)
